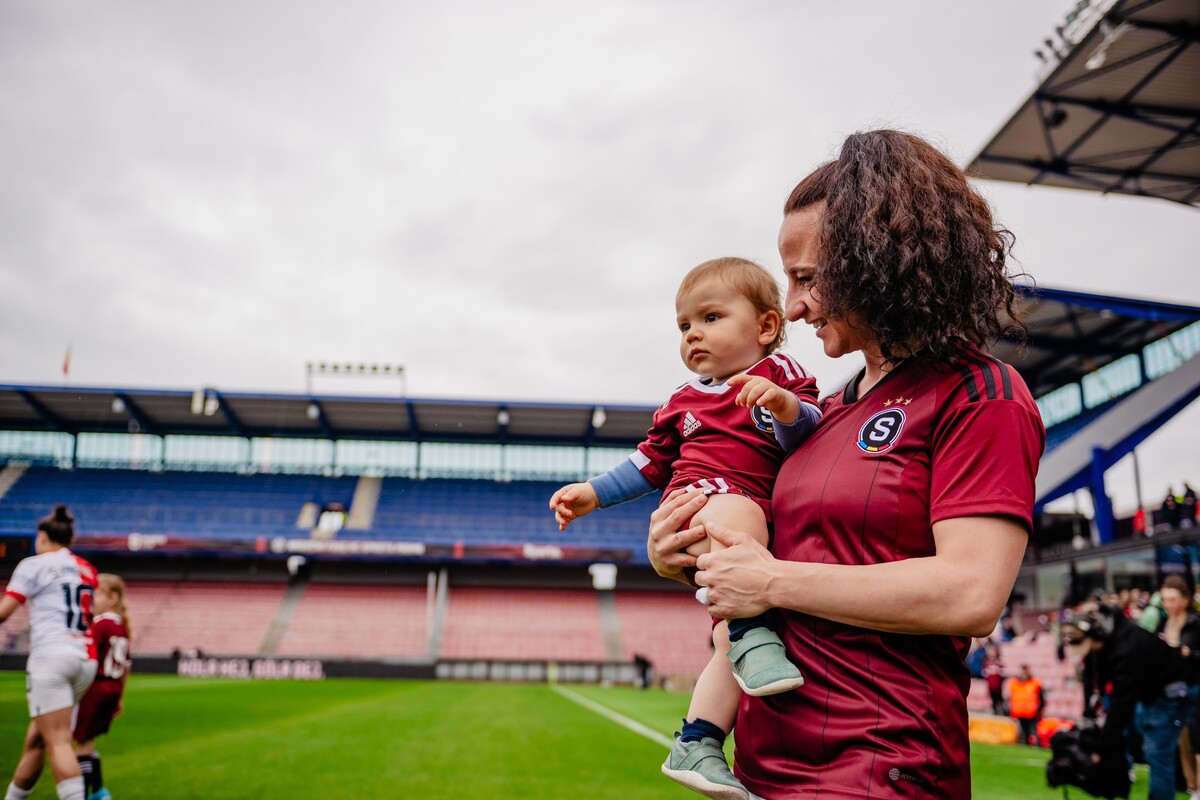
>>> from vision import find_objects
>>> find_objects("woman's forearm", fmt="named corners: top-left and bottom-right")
top-left (703, 515), bottom-right (1028, 638)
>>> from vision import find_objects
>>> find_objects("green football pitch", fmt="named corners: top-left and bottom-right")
top-left (0, 672), bottom-right (1141, 798)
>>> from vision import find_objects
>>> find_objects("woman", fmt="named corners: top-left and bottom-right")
top-left (1151, 574), bottom-right (1200, 800)
top-left (0, 505), bottom-right (98, 800)
top-left (648, 129), bottom-right (1045, 799)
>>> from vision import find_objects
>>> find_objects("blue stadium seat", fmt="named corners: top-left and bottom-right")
top-left (0, 467), bottom-right (661, 562)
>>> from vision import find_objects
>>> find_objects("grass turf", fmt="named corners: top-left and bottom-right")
top-left (0, 672), bottom-right (1147, 798)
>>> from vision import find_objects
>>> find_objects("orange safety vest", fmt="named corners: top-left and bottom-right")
top-left (1009, 677), bottom-right (1043, 719)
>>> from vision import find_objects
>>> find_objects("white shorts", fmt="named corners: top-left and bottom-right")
top-left (26, 654), bottom-right (96, 717)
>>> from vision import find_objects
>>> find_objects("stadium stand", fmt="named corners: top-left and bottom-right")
top-left (967, 636), bottom-right (1084, 721)
top-left (614, 589), bottom-right (715, 680)
top-left (0, 579), bottom-right (29, 654)
top-left (439, 586), bottom-right (608, 662)
top-left (0, 467), bottom-right (357, 539)
top-left (274, 583), bottom-right (430, 660)
top-left (0, 468), bottom-right (657, 558)
top-left (131, 580), bottom-right (286, 656)
top-left (367, 477), bottom-right (656, 549)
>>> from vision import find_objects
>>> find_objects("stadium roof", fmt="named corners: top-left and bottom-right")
top-left (1, 288), bottom-right (1197, 444)
top-left (0, 385), bottom-right (656, 448)
top-left (969, 0), bottom-right (1200, 206)
top-left (997, 284), bottom-right (1200, 398)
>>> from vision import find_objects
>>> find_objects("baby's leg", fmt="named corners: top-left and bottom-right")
top-left (685, 620), bottom-right (738, 733)
top-left (663, 496), bottom-right (771, 799)
top-left (683, 492), bottom-right (769, 557)
top-left (690, 493), bottom-right (803, 698)
top-left (663, 620), bottom-right (750, 800)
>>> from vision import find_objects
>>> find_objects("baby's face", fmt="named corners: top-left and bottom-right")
top-left (676, 276), bottom-right (770, 382)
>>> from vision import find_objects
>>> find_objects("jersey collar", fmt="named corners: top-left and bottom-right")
top-left (841, 361), bottom-right (907, 405)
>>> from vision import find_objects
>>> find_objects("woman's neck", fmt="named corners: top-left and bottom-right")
top-left (857, 347), bottom-right (890, 395)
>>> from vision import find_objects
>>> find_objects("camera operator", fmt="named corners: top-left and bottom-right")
top-left (1064, 602), bottom-right (1195, 800)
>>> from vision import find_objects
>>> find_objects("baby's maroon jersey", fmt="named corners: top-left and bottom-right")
top-left (633, 354), bottom-right (819, 503)
top-left (736, 347), bottom-right (1045, 799)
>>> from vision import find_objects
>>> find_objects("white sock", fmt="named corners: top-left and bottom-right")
top-left (5, 782), bottom-right (33, 800)
top-left (55, 777), bottom-right (85, 800)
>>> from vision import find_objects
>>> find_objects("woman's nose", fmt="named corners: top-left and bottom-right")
top-left (785, 292), bottom-right (806, 322)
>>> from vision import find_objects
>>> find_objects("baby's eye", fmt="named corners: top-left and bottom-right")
top-left (705, 313), bottom-right (719, 323)
top-left (679, 322), bottom-right (690, 332)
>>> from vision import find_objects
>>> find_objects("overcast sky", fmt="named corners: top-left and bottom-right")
top-left (1, 1), bottom-right (1196, 513)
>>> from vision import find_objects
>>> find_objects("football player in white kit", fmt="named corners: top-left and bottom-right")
top-left (0, 504), bottom-right (98, 800)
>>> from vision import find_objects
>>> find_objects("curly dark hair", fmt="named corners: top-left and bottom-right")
top-left (784, 129), bottom-right (1028, 366)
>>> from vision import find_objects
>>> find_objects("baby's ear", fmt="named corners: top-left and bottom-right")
top-left (757, 310), bottom-right (782, 345)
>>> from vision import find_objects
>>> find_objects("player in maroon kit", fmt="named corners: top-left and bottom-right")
top-left (74, 574), bottom-right (131, 800)
top-left (649, 130), bottom-right (1044, 799)
top-left (551, 257), bottom-right (821, 800)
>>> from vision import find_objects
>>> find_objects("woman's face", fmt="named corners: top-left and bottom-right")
top-left (1161, 587), bottom-right (1189, 616)
top-left (778, 206), bottom-right (873, 360)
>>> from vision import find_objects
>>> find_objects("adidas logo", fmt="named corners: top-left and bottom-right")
top-left (682, 412), bottom-right (701, 437)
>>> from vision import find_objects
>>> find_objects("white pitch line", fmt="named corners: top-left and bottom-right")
top-left (551, 684), bottom-right (674, 749)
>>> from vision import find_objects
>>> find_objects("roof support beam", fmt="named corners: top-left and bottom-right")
top-left (115, 392), bottom-right (157, 435)
top-left (1034, 92), bottom-right (1200, 136)
top-left (308, 399), bottom-right (335, 439)
top-left (975, 153), bottom-right (1200, 196)
top-left (15, 390), bottom-right (71, 432)
top-left (209, 390), bottom-right (246, 437)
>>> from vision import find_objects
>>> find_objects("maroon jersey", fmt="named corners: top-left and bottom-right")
top-left (633, 354), bottom-right (819, 511)
top-left (736, 347), bottom-right (1044, 799)
top-left (74, 611), bottom-right (130, 742)
top-left (90, 612), bottom-right (131, 685)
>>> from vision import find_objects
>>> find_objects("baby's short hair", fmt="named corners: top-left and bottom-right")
top-left (676, 257), bottom-right (786, 352)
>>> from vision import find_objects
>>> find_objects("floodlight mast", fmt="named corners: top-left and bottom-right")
top-left (304, 361), bottom-right (407, 397)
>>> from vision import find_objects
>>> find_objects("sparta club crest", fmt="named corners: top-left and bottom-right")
top-left (750, 406), bottom-right (775, 433)
top-left (857, 408), bottom-right (905, 454)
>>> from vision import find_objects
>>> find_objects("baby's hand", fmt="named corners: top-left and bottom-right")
top-left (549, 483), bottom-right (600, 531)
top-left (727, 374), bottom-right (800, 424)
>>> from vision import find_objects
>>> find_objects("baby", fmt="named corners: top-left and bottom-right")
top-left (550, 257), bottom-right (820, 800)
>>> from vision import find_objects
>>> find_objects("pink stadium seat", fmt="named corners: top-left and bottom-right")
top-left (440, 586), bottom-right (607, 661)
top-left (615, 589), bottom-right (714, 678)
top-left (0, 579), bottom-right (31, 654)
top-left (275, 583), bottom-right (429, 659)
top-left (129, 580), bottom-right (285, 656)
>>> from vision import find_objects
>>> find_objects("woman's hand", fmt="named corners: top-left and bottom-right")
top-left (647, 490), bottom-right (709, 584)
top-left (695, 522), bottom-right (779, 619)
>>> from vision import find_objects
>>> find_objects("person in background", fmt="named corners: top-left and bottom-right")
top-left (74, 574), bottom-right (133, 800)
top-left (1064, 602), bottom-right (1194, 800)
top-left (0, 505), bottom-right (98, 800)
top-left (1008, 664), bottom-right (1045, 745)
top-left (1164, 491), bottom-right (1181, 530)
top-left (983, 643), bottom-right (1007, 716)
top-left (1183, 484), bottom-right (1197, 528)
top-left (1154, 574), bottom-right (1200, 800)
top-left (1133, 507), bottom-right (1148, 537)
